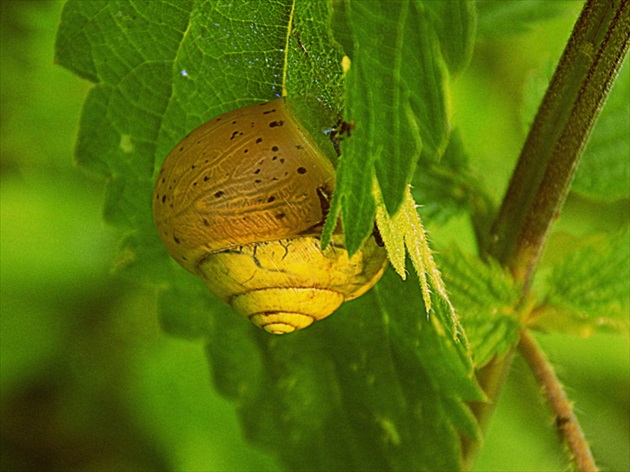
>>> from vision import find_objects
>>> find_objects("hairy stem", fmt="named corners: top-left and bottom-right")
top-left (467, 0), bottom-right (629, 468)
top-left (488, 0), bottom-right (630, 286)
top-left (518, 331), bottom-right (597, 472)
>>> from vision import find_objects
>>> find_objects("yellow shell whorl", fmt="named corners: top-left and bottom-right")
top-left (198, 235), bottom-right (387, 334)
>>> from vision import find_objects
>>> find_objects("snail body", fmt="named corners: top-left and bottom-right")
top-left (153, 98), bottom-right (386, 334)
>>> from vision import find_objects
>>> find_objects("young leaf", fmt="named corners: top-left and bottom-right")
top-left (437, 248), bottom-right (523, 368)
top-left (532, 230), bottom-right (630, 336)
top-left (375, 187), bottom-right (453, 315)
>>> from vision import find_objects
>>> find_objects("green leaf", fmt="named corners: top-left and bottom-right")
top-left (437, 248), bottom-right (523, 368)
top-left (56, 1), bottom-right (481, 470)
top-left (325, 0), bottom-right (452, 254)
top-left (206, 268), bottom-right (482, 471)
top-left (476, 0), bottom-right (579, 38)
top-left (534, 231), bottom-right (630, 336)
top-left (425, 0), bottom-right (477, 76)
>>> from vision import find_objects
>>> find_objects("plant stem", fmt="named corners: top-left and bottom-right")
top-left (518, 331), bottom-right (598, 472)
top-left (487, 0), bottom-right (630, 286)
top-left (468, 0), bottom-right (629, 468)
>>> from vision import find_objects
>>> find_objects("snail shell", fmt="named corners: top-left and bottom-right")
top-left (153, 98), bottom-right (387, 334)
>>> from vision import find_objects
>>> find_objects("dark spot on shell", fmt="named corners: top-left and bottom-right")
top-left (280, 158), bottom-right (285, 163)
top-left (271, 177), bottom-right (279, 181)
top-left (230, 130), bottom-right (239, 140)
top-left (203, 176), bottom-right (209, 182)
top-left (196, 140), bottom-right (201, 144)
top-left (297, 167), bottom-right (307, 174)
top-left (161, 178), bottom-right (165, 183)
top-left (256, 137), bottom-right (263, 144)
top-left (232, 120), bottom-right (237, 124)
top-left (275, 213), bottom-right (286, 220)
top-left (191, 165), bottom-right (196, 169)
top-left (263, 108), bottom-right (276, 115)
top-left (269, 120), bottom-right (284, 128)
top-left (243, 148), bottom-right (249, 153)
top-left (193, 182), bottom-right (197, 186)
top-left (255, 179), bottom-right (262, 184)
top-left (203, 218), bottom-right (210, 226)
top-left (161, 195), bottom-right (166, 203)
top-left (272, 156), bottom-right (277, 161)
top-left (214, 190), bottom-right (224, 198)
top-left (174, 236), bottom-right (181, 244)
top-left (271, 146), bottom-right (279, 152)
top-left (267, 196), bottom-right (275, 203)
top-left (254, 169), bottom-right (261, 174)
top-left (182, 256), bottom-right (188, 261)
top-left (296, 144), bottom-right (304, 150)
top-left (179, 146), bottom-right (185, 152)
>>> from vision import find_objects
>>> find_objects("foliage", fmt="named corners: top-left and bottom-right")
top-left (54, 0), bottom-right (630, 469)
top-left (55, 1), bottom-right (483, 470)
top-left (1, 0), bottom-right (626, 471)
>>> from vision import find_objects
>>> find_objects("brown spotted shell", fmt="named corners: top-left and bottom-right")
top-left (153, 98), bottom-right (336, 274)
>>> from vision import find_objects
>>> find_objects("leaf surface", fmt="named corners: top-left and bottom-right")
top-left (324, 0), bottom-right (473, 252)
top-left (55, 1), bottom-right (481, 470)
top-left (534, 230), bottom-right (630, 336)
top-left (437, 249), bottom-right (523, 368)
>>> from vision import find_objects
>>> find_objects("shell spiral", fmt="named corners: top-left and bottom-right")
top-left (153, 98), bottom-right (387, 334)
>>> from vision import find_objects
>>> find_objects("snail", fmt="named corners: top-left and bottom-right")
top-left (153, 98), bottom-right (387, 334)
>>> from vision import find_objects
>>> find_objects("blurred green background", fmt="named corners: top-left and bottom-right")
top-left (1, 1), bottom-right (627, 471)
